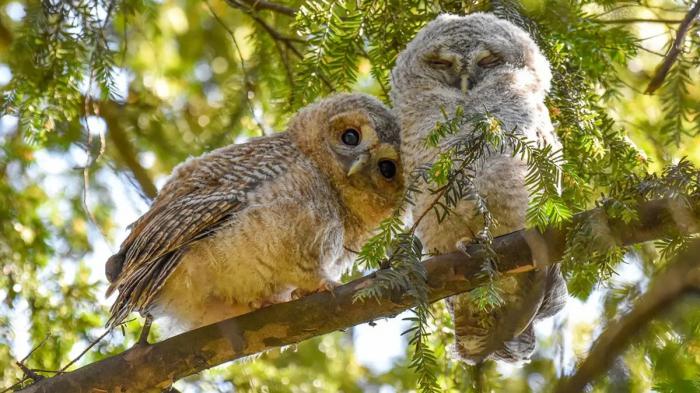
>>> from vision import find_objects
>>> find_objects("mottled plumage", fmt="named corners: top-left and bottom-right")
top-left (106, 93), bottom-right (403, 332)
top-left (390, 13), bottom-right (567, 363)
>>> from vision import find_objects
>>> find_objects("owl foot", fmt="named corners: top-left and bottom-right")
top-left (290, 288), bottom-right (308, 301)
top-left (455, 237), bottom-right (473, 257)
top-left (248, 299), bottom-right (275, 310)
top-left (290, 279), bottom-right (342, 300)
top-left (455, 237), bottom-right (491, 260)
top-left (317, 278), bottom-right (342, 295)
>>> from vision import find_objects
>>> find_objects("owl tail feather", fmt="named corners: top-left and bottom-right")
top-left (490, 325), bottom-right (536, 363)
top-left (448, 265), bottom-right (567, 364)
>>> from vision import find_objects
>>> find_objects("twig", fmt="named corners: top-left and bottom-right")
top-left (554, 238), bottom-right (700, 393)
top-left (206, 0), bottom-right (268, 136)
top-left (24, 370), bottom-right (60, 374)
top-left (594, 18), bottom-right (684, 24)
top-left (99, 101), bottom-right (158, 200)
top-left (408, 148), bottom-right (475, 235)
top-left (81, 0), bottom-right (117, 242)
top-left (409, 184), bottom-right (449, 234)
top-left (15, 362), bottom-right (43, 383)
top-left (359, 46), bottom-right (390, 99)
top-left (228, 0), bottom-right (304, 46)
top-left (343, 246), bottom-right (360, 254)
top-left (635, 44), bottom-right (700, 66)
top-left (57, 329), bottom-right (113, 374)
top-left (0, 334), bottom-right (52, 392)
top-left (272, 36), bottom-right (296, 91)
top-left (0, 377), bottom-right (29, 393)
top-left (226, 0), bottom-right (296, 16)
top-left (19, 334), bottom-right (51, 363)
top-left (590, 3), bottom-right (688, 18)
top-left (645, 0), bottom-right (700, 94)
top-left (225, 0), bottom-right (336, 91)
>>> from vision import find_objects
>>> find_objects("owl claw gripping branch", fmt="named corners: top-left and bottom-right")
top-left (105, 93), bottom-right (403, 335)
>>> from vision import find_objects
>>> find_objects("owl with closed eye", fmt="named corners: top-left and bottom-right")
top-left (105, 93), bottom-right (404, 333)
top-left (391, 13), bottom-right (567, 363)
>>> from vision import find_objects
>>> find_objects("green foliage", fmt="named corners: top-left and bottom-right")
top-left (404, 305), bottom-right (440, 393)
top-left (660, 54), bottom-right (700, 146)
top-left (294, 2), bottom-right (363, 106)
top-left (1, 0), bottom-right (700, 392)
top-left (424, 106), bottom-right (570, 231)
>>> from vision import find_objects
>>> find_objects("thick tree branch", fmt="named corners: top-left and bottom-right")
top-left (645, 0), bottom-right (700, 94)
top-left (16, 198), bottom-right (700, 393)
top-left (554, 238), bottom-right (700, 393)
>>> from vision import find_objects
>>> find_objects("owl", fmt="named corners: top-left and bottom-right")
top-left (390, 13), bottom-right (567, 363)
top-left (105, 93), bottom-right (404, 334)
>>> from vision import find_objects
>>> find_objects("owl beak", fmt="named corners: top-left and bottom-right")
top-left (347, 152), bottom-right (370, 177)
top-left (460, 74), bottom-right (469, 94)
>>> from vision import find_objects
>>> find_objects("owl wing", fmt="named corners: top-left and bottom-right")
top-left (488, 265), bottom-right (566, 362)
top-left (106, 133), bottom-right (297, 327)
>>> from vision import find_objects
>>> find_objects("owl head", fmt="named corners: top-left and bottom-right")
top-left (391, 13), bottom-right (551, 100)
top-left (289, 93), bottom-right (404, 209)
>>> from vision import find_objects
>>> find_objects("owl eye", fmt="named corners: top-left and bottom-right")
top-left (378, 160), bottom-right (397, 179)
top-left (477, 53), bottom-right (502, 68)
top-left (426, 58), bottom-right (453, 70)
top-left (341, 128), bottom-right (361, 146)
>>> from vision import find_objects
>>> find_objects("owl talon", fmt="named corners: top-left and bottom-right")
top-left (318, 278), bottom-right (341, 293)
top-left (248, 300), bottom-right (261, 309)
top-left (456, 238), bottom-right (492, 260)
top-left (316, 278), bottom-right (342, 298)
top-left (248, 299), bottom-right (274, 310)
top-left (290, 279), bottom-right (342, 300)
top-left (290, 288), bottom-right (307, 301)
top-left (456, 237), bottom-right (473, 257)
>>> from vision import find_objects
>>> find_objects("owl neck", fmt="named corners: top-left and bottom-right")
top-left (336, 184), bottom-right (395, 250)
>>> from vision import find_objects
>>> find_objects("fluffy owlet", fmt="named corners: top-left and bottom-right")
top-left (390, 13), bottom-right (567, 363)
top-left (105, 93), bottom-right (404, 332)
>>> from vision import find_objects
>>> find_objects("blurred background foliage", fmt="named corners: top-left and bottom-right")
top-left (0, 0), bottom-right (699, 392)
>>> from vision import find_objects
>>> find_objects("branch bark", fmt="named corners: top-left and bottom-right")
top-left (645, 0), bottom-right (700, 94)
top-left (554, 238), bottom-right (700, 393)
top-left (16, 198), bottom-right (700, 393)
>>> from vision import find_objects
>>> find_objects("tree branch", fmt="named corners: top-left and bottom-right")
top-left (15, 198), bottom-right (700, 393)
top-left (221, 0), bottom-right (336, 92)
top-left (554, 238), bottom-right (700, 393)
top-left (225, 0), bottom-right (297, 16)
top-left (645, 0), bottom-right (700, 94)
top-left (594, 18), bottom-right (685, 24)
top-left (99, 101), bottom-right (159, 200)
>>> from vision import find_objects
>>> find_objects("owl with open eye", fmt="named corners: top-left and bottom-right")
top-left (390, 13), bottom-right (567, 363)
top-left (105, 93), bottom-right (404, 333)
